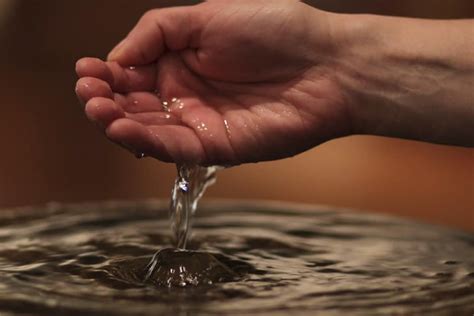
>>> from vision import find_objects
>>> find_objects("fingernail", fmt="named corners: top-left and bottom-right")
top-left (108, 39), bottom-right (127, 61)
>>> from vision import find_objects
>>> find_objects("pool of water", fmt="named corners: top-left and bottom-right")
top-left (0, 200), bottom-right (472, 315)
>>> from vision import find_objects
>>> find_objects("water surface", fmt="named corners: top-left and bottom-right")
top-left (0, 200), bottom-right (473, 315)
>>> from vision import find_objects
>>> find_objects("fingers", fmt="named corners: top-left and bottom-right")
top-left (146, 125), bottom-right (206, 164)
top-left (76, 57), bottom-right (156, 93)
top-left (106, 119), bottom-right (206, 164)
top-left (114, 91), bottom-right (163, 113)
top-left (85, 97), bottom-right (125, 128)
top-left (76, 75), bottom-right (165, 114)
top-left (76, 58), bottom-right (114, 83)
top-left (107, 6), bottom-right (202, 66)
top-left (125, 112), bottom-right (181, 126)
top-left (106, 118), bottom-right (171, 161)
top-left (85, 95), bottom-right (180, 128)
top-left (75, 77), bottom-right (114, 105)
top-left (84, 95), bottom-right (185, 163)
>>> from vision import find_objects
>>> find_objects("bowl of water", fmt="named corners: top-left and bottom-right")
top-left (0, 199), bottom-right (473, 315)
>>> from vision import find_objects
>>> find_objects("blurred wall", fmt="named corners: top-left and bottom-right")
top-left (0, 0), bottom-right (14, 27)
top-left (0, 0), bottom-right (472, 231)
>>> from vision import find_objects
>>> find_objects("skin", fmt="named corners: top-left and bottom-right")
top-left (75, 0), bottom-right (474, 166)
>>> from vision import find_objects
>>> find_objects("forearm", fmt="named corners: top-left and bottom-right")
top-left (327, 13), bottom-right (474, 146)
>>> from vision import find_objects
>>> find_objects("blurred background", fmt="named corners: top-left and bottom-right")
top-left (0, 0), bottom-right (472, 231)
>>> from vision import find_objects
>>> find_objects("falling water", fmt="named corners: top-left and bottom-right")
top-left (169, 165), bottom-right (219, 249)
top-left (143, 165), bottom-right (220, 283)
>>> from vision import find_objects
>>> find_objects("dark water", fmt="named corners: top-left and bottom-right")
top-left (0, 200), bottom-right (473, 315)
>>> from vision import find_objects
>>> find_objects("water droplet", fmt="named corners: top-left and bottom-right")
top-left (178, 180), bottom-right (189, 192)
top-left (162, 101), bottom-right (170, 112)
top-left (135, 153), bottom-right (146, 159)
top-left (196, 122), bottom-right (209, 132)
top-left (224, 119), bottom-right (231, 138)
top-left (171, 97), bottom-right (178, 103)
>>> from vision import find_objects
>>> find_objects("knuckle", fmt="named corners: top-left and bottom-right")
top-left (141, 9), bottom-right (159, 22)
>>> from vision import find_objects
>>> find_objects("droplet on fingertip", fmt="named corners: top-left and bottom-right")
top-left (135, 152), bottom-right (146, 159)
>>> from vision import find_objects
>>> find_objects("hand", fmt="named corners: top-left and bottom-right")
top-left (75, 0), bottom-right (352, 165)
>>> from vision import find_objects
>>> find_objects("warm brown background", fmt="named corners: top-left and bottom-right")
top-left (0, 1), bottom-right (472, 231)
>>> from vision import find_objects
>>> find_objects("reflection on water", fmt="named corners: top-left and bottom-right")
top-left (0, 200), bottom-right (473, 315)
top-left (142, 248), bottom-right (238, 286)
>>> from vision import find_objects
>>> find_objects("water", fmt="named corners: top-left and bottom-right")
top-left (0, 200), bottom-right (473, 315)
top-left (169, 165), bottom-right (218, 249)
top-left (144, 164), bottom-right (219, 283)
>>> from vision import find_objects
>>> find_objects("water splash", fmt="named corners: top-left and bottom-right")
top-left (144, 165), bottom-right (219, 282)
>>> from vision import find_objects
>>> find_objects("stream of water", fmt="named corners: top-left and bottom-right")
top-left (168, 165), bottom-right (219, 249)
top-left (144, 165), bottom-right (219, 284)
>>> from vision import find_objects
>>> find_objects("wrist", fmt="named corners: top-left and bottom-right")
top-left (304, 11), bottom-right (384, 137)
top-left (323, 13), bottom-right (391, 137)
top-left (325, 13), bottom-right (474, 145)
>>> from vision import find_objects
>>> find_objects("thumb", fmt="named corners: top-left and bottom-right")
top-left (107, 5), bottom-right (202, 66)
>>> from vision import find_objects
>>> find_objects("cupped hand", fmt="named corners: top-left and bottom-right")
top-left (75, 0), bottom-right (351, 165)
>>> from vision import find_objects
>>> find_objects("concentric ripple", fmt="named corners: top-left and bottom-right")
top-left (0, 200), bottom-right (473, 315)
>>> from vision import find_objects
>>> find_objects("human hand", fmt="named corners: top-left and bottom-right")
top-left (75, 0), bottom-right (352, 165)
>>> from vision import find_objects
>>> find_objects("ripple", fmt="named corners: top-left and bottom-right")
top-left (0, 200), bottom-right (472, 315)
